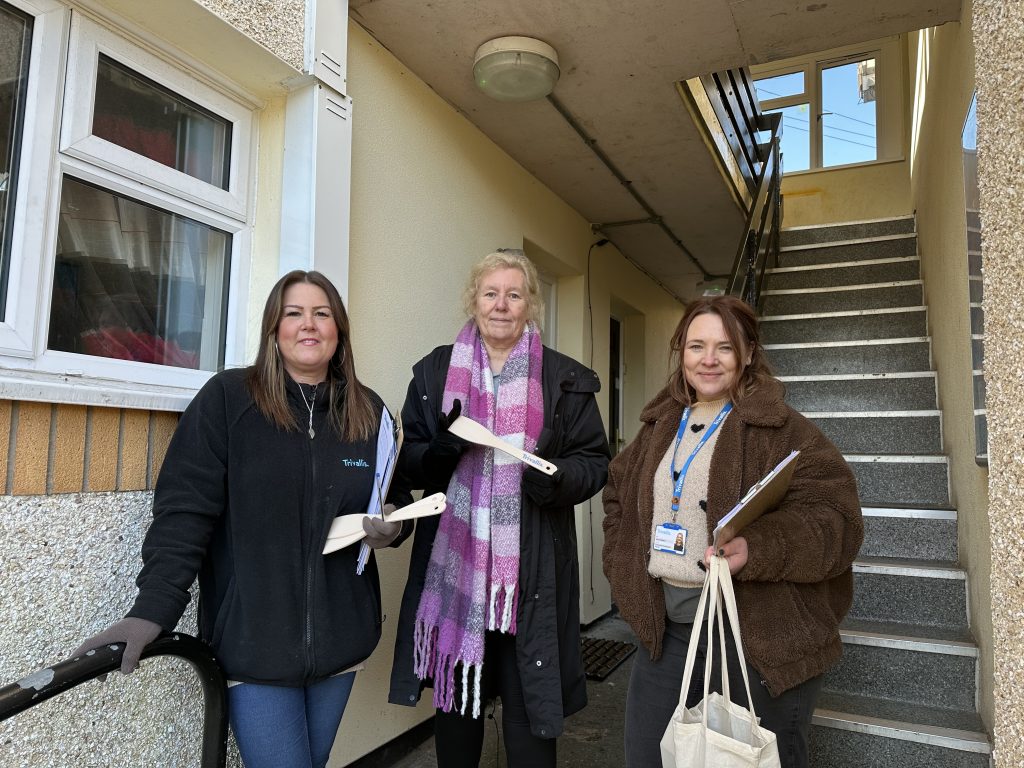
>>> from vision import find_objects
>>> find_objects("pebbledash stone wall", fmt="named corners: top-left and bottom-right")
top-left (0, 491), bottom-right (237, 765)
top-left (973, 2), bottom-right (1024, 766)
top-left (196, 0), bottom-right (307, 71)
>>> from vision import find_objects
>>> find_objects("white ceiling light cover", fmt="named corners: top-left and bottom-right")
top-left (473, 36), bottom-right (560, 102)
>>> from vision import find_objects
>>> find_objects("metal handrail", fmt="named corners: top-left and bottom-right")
top-left (0, 633), bottom-right (228, 768)
top-left (727, 110), bottom-right (783, 308)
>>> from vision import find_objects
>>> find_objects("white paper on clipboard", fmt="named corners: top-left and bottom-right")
top-left (355, 407), bottom-right (402, 574)
top-left (712, 450), bottom-right (800, 548)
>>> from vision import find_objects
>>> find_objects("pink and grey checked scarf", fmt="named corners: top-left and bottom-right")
top-left (413, 318), bottom-right (544, 718)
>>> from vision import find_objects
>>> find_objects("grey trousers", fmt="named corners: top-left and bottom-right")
top-left (624, 619), bottom-right (824, 768)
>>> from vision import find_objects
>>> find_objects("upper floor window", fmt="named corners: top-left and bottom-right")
top-left (752, 37), bottom-right (903, 174)
top-left (93, 55), bottom-right (232, 189)
top-left (1, 0), bottom-right (255, 404)
top-left (0, 2), bottom-right (33, 319)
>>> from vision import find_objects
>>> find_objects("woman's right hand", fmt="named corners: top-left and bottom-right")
top-left (73, 617), bottom-right (162, 674)
top-left (423, 398), bottom-right (469, 475)
top-left (703, 537), bottom-right (749, 575)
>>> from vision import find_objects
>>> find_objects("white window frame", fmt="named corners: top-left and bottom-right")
top-left (539, 272), bottom-right (557, 349)
top-left (61, 14), bottom-right (252, 220)
top-left (752, 36), bottom-right (904, 173)
top-left (0, 1), bottom-right (259, 408)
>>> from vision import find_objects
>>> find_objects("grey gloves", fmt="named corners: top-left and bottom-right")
top-left (74, 617), bottom-right (162, 674)
top-left (423, 399), bottom-right (469, 476)
top-left (362, 516), bottom-right (402, 548)
top-left (362, 504), bottom-right (402, 548)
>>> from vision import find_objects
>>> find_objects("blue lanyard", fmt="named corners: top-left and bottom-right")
top-left (670, 402), bottom-right (732, 516)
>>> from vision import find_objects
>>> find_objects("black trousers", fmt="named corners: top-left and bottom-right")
top-left (434, 631), bottom-right (557, 768)
top-left (624, 618), bottom-right (824, 768)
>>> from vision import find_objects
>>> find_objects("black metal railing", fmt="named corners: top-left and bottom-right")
top-left (726, 110), bottom-right (782, 307)
top-left (699, 66), bottom-right (784, 307)
top-left (0, 633), bottom-right (228, 768)
top-left (699, 68), bottom-right (769, 201)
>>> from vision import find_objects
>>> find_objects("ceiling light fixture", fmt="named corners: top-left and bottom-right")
top-left (473, 36), bottom-right (560, 102)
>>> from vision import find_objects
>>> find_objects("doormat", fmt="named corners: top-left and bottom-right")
top-left (581, 637), bottom-right (636, 681)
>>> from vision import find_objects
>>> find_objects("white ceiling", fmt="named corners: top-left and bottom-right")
top-left (350, 0), bottom-right (962, 299)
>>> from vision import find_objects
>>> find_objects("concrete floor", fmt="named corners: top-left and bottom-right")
top-left (353, 611), bottom-right (638, 768)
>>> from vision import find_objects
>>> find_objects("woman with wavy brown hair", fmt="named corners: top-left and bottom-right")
top-left (75, 270), bottom-right (408, 768)
top-left (602, 294), bottom-right (862, 768)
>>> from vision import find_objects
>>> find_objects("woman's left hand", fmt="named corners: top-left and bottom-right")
top-left (704, 536), bottom-right (748, 575)
top-left (362, 505), bottom-right (402, 548)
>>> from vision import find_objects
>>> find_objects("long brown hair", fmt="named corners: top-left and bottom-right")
top-left (667, 295), bottom-right (775, 406)
top-left (247, 270), bottom-right (376, 442)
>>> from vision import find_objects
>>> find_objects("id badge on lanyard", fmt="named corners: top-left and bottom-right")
top-left (655, 402), bottom-right (732, 556)
top-left (653, 522), bottom-right (688, 555)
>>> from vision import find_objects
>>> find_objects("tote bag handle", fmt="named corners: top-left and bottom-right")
top-left (676, 556), bottom-right (762, 736)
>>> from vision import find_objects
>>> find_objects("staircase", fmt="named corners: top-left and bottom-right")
top-left (759, 216), bottom-right (992, 768)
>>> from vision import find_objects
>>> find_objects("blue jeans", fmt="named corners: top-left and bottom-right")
top-left (227, 672), bottom-right (357, 768)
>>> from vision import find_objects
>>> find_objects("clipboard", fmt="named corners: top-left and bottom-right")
top-left (355, 406), bottom-right (403, 573)
top-left (712, 450), bottom-right (800, 547)
top-left (323, 492), bottom-right (447, 554)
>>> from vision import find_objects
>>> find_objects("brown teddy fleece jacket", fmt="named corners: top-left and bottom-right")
top-left (602, 379), bottom-right (863, 696)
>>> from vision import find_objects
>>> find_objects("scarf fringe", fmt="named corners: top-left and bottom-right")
top-left (414, 619), bottom-right (484, 718)
top-left (488, 581), bottom-right (518, 633)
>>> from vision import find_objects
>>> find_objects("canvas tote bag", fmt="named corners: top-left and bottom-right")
top-left (660, 555), bottom-right (781, 768)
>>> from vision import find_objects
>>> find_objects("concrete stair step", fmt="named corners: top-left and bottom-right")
top-left (811, 692), bottom-right (989, 768)
top-left (846, 455), bottom-right (950, 508)
top-left (840, 617), bottom-right (974, 645)
top-left (850, 557), bottom-right (967, 630)
top-left (780, 373), bottom-right (937, 411)
top-left (762, 281), bottom-right (923, 314)
top-left (781, 216), bottom-right (916, 247)
top-left (778, 234), bottom-right (918, 268)
top-left (765, 338), bottom-right (931, 375)
top-left (761, 307), bottom-right (927, 344)
top-left (806, 411), bottom-right (941, 455)
top-left (826, 627), bottom-right (977, 711)
top-left (861, 507), bottom-right (958, 561)
top-left (766, 257), bottom-right (921, 290)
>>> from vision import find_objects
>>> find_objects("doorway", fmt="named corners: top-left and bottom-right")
top-left (609, 316), bottom-right (623, 457)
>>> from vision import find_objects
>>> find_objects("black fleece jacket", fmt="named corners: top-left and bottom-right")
top-left (128, 368), bottom-right (409, 686)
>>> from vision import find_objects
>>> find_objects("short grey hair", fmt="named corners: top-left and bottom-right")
top-left (462, 249), bottom-right (545, 328)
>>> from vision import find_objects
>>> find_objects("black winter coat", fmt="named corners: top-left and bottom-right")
top-left (128, 368), bottom-right (408, 686)
top-left (388, 345), bottom-right (610, 738)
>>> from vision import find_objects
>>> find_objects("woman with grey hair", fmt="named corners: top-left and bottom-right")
top-left (388, 249), bottom-right (610, 767)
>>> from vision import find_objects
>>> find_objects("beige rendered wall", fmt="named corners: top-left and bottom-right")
top-left (906, 9), bottom-right (993, 734)
top-left (972, 1), bottom-right (1024, 765)
top-left (337, 22), bottom-right (682, 764)
top-left (780, 160), bottom-right (912, 228)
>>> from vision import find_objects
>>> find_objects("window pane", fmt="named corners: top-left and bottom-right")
top-left (821, 58), bottom-right (877, 167)
top-left (765, 104), bottom-right (811, 173)
top-left (0, 3), bottom-right (33, 320)
top-left (48, 177), bottom-right (231, 371)
top-left (754, 71), bottom-right (804, 103)
top-left (93, 55), bottom-right (232, 189)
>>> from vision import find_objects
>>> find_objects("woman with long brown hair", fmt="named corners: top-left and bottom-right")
top-left (75, 270), bottom-right (407, 768)
top-left (602, 294), bottom-right (862, 768)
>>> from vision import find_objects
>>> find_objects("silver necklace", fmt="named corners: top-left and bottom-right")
top-left (300, 383), bottom-right (317, 439)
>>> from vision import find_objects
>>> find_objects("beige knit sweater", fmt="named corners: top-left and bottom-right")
top-left (648, 398), bottom-right (730, 588)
